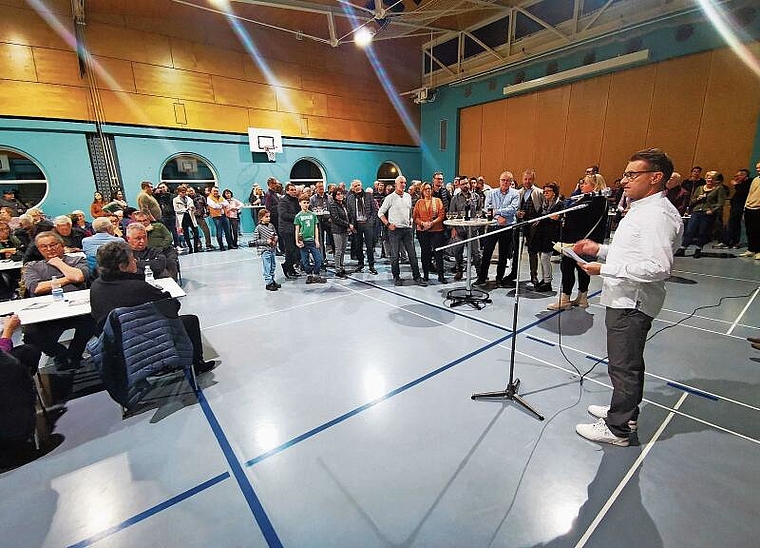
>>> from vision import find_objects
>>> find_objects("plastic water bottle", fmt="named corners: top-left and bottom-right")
top-left (144, 265), bottom-right (155, 286)
top-left (51, 276), bottom-right (64, 302)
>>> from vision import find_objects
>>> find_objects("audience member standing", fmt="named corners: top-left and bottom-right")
top-left (190, 186), bottom-right (214, 251)
top-left (136, 181), bottom-right (162, 224)
top-left (251, 209), bottom-right (280, 291)
top-left (715, 169), bottom-right (751, 249)
top-left (173, 185), bottom-right (200, 253)
top-left (676, 171), bottom-right (726, 258)
top-left (346, 180), bottom-right (378, 275)
top-left (222, 189), bottom-right (243, 247)
top-left (329, 188), bottom-right (351, 278)
top-left (413, 183), bottom-right (447, 284)
top-left (505, 169), bottom-right (544, 287)
top-left (278, 183), bottom-right (301, 278)
top-left (476, 171), bottom-right (519, 286)
top-left (207, 186), bottom-right (235, 251)
top-left (378, 176), bottom-right (427, 287)
top-left (664, 172), bottom-right (689, 215)
top-left (449, 178), bottom-right (483, 281)
top-left (264, 177), bottom-right (282, 253)
top-left (739, 161), bottom-right (760, 260)
top-left (154, 183), bottom-right (179, 248)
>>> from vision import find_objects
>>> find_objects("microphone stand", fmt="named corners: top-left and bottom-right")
top-left (467, 202), bottom-right (589, 421)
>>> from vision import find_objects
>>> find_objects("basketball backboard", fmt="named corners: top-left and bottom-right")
top-left (248, 127), bottom-right (283, 153)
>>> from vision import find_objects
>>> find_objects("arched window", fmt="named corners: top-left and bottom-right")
top-left (0, 147), bottom-right (48, 211)
top-left (377, 161), bottom-right (401, 183)
top-left (160, 153), bottom-right (217, 192)
top-left (289, 158), bottom-right (326, 186)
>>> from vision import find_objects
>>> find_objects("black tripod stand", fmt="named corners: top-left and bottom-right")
top-left (471, 222), bottom-right (545, 420)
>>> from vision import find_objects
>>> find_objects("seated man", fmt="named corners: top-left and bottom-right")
top-left (131, 212), bottom-right (178, 279)
top-left (82, 217), bottom-right (122, 270)
top-left (90, 241), bottom-right (213, 374)
top-left (125, 222), bottom-right (170, 279)
top-left (23, 215), bottom-right (85, 262)
top-left (21, 231), bottom-right (96, 371)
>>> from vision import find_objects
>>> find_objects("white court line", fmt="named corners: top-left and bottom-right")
top-left (202, 287), bottom-right (373, 330)
top-left (573, 392), bottom-right (689, 548)
top-left (671, 269), bottom-right (760, 285)
top-left (726, 286), bottom-right (760, 335)
top-left (659, 306), bottom-right (755, 330)
top-left (340, 281), bottom-right (760, 445)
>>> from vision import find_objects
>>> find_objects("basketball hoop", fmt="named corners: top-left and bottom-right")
top-left (263, 146), bottom-right (276, 162)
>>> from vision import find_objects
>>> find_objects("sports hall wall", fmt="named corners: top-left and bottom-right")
top-left (420, 11), bottom-right (760, 195)
top-left (0, 0), bottom-right (422, 228)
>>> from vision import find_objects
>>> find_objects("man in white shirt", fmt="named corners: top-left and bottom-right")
top-left (378, 176), bottom-right (427, 287)
top-left (572, 148), bottom-right (683, 447)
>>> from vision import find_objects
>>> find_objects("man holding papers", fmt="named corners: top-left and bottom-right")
top-left (572, 149), bottom-right (683, 447)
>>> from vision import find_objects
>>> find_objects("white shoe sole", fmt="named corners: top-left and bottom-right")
top-left (588, 405), bottom-right (638, 431)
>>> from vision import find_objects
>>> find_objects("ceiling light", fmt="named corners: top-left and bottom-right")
top-left (354, 27), bottom-right (374, 48)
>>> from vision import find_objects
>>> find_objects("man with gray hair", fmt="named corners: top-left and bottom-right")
top-left (21, 231), bottom-right (95, 370)
top-left (53, 215), bottom-right (85, 252)
top-left (126, 222), bottom-right (169, 278)
top-left (82, 217), bottom-right (122, 270)
top-left (378, 176), bottom-right (427, 286)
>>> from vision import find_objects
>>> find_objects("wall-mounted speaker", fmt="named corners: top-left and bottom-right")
top-left (514, 70), bottom-right (526, 84)
top-left (464, 84), bottom-right (472, 97)
top-left (546, 61), bottom-right (558, 75)
top-left (583, 51), bottom-right (597, 65)
top-left (625, 36), bottom-right (643, 54)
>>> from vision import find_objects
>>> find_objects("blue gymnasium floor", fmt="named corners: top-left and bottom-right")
top-left (1, 241), bottom-right (759, 548)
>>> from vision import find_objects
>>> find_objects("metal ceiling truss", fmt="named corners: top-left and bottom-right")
top-left (420, 0), bottom-right (723, 89)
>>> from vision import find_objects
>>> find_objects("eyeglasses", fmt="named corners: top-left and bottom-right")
top-left (38, 242), bottom-right (62, 250)
top-left (621, 170), bottom-right (658, 180)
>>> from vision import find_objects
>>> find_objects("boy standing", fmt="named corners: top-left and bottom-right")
top-left (294, 194), bottom-right (326, 284)
top-left (252, 209), bottom-right (281, 291)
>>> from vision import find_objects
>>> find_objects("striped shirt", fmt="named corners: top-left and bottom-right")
top-left (252, 223), bottom-right (277, 250)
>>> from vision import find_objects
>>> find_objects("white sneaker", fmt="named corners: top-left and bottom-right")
top-left (576, 418), bottom-right (630, 447)
top-left (588, 404), bottom-right (638, 431)
top-left (738, 251), bottom-right (754, 257)
top-left (754, 253), bottom-right (760, 261)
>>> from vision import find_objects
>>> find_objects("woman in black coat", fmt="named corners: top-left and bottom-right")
top-left (328, 188), bottom-right (351, 277)
top-left (90, 241), bottom-right (214, 374)
top-left (548, 174), bottom-right (608, 310)
top-left (528, 182), bottom-right (563, 292)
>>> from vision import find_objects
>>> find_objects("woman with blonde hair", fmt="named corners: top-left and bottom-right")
top-left (548, 173), bottom-right (608, 310)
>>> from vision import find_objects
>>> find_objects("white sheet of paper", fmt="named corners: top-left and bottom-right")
top-left (560, 246), bottom-right (588, 265)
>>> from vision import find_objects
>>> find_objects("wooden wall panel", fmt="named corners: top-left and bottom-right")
top-left (33, 48), bottom-right (84, 87)
top-left (0, 43), bottom-right (36, 82)
top-left (171, 39), bottom-right (245, 80)
top-left (211, 76), bottom-right (277, 111)
top-left (646, 53), bottom-right (710, 175)
top-left (182, 101), bottom-right (249, 133)
top-left (532, 86), bottom-right (570, 186)
top-left (92, 56), bottom-right (137, 92)
top-left (247, 108), bottom-right (303, 136)
top-left (599, 64), bottom-right (655, 181)
top-left (133, 64), bottom-right (214, 103)
top-left (242, 58), bottom-right (302, 90)
top-left (350, 120), bottom-right (392, 145)
top-left (86, 23), bottom-right (173, 67)
top-left (504, 93), bottom-right (537, 175)
top-left (695, 45), bottom-right (760, 174)
top-left (479, 100), bottom-right (507, 183)
top-left (0, 6), bottom-right (72, 50)
top-left (327, 96), bottom-right (388, 125)
top-left (276, 89), bottom-right (329, 117)
top-left (99, 90), bottom-right (179, 127)
top-left (562, 75), bottom-right (610, 187)
top-left (459, 105), bottom-right (483, 176)
top-left (0, 81), bottom-right (89, 119)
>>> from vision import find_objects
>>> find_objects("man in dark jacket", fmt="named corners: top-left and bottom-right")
top-left (278, 183), bottom-right (301, 278)
top-left (432, 172), bottom-right (451, 212)
top-left (715, 168), bottom-right (752, 249)
top-left (90, 241), bottom-right (214, 375)
top-left (346, 180), bottom-right (378, 274)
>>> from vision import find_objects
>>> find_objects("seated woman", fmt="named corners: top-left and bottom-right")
top-left (89, 241), bottom-right (214, 375)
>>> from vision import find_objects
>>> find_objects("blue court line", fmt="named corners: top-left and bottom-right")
top-left (66, 472), bottom-right (230, 548)
top-left (195, 384), bottom-right (284, 547)
top-left (667, 382), bottom-right (720, 401)
top-left (585, 355), bottom-right (608, 364)
top-left (526, 335), bottom-right (555, 347)
top-left (245, 306), bottom-right (569, 468)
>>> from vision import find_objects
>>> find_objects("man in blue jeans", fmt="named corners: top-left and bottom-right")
top-left (378, 176), bottom-right (427, 287)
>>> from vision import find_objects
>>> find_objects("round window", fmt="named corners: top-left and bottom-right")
top-left (0, 148), bottom-right (48, 213)
top-left (290, 158), bottom-right (326, 185)
top-left (377, 161), bottom-right (401, 183)
top-left (160, 153), bottom-right (218, 192)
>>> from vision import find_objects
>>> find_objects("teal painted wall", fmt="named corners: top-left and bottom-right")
top-left (421, 12), bottom-right (760, 179)
top-left (0, 120), bottom-right (97, 217)
top-left (0, 119), bottom-right (421, 232)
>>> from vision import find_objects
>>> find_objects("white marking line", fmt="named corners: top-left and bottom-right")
top-left (573, 392), bottom-right (689, 548)
top-left (344, 282), bottom-right (760, 444)
top-left (726, 285), bottom-right (760, 335)
top-left (202, 287), bottom-right (372, 330)
top-left (659, 306), bottom-right (755, 330)
top-left (180, 256), bottom-right (258, 271)
top-left (671, 269), bottom-right (760, 284)
top-left (524, 334), bottom-right (760, 413)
